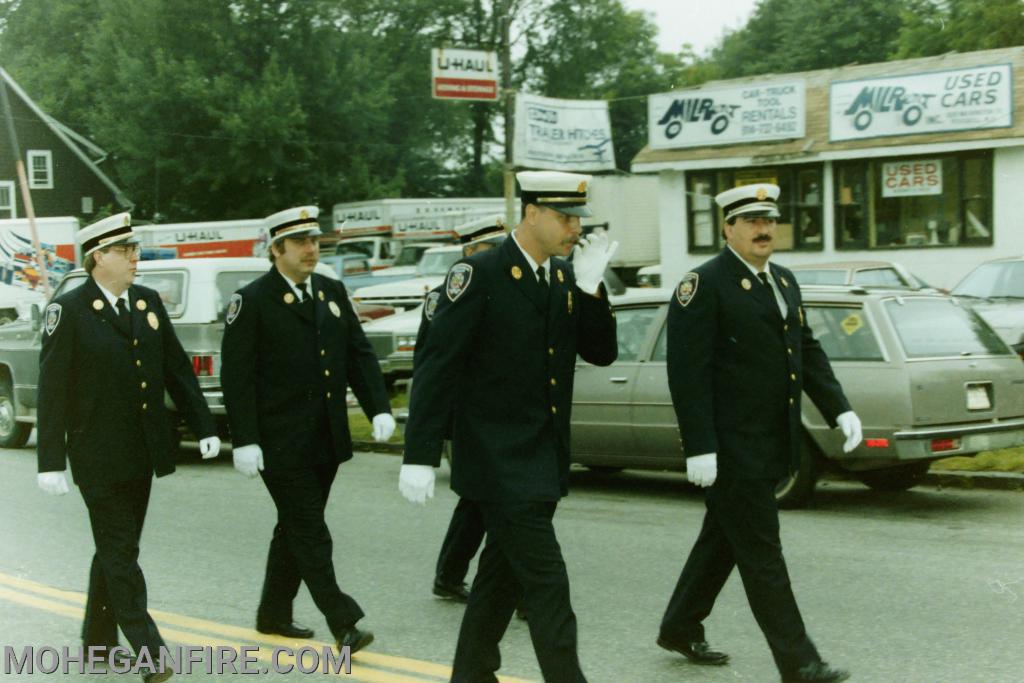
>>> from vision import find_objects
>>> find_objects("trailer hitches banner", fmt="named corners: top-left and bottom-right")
top-left (514, 93), bottom-right (615, 171)
top-left (431, 48), bottom-right (499, 101)
top-left (829, 64), bottom-right (1012, 141)
top-left (648, 81), bottom-right (806, 150)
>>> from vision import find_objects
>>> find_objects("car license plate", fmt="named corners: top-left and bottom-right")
top-left (966, 385), bottom-right (991, 411)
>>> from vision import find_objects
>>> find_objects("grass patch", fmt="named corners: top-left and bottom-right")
top-left (931, 447), bottom-right (1024, 473)
top-left (348, 388), bottom-right (408, 443)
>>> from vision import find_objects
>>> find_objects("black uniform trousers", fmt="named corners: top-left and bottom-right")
top-left (659, 473), bottom-right (821, 675)
top-left (435, 497), bottom-right (486, 585)
top-left (452, 500), bottom-right (585, 683)
top-left (256, 410), bottom-right (363, 637)
top-left (80, 476), bottom-right (165, 655)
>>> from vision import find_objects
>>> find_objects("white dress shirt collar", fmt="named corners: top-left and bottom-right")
top-left (511, 230), bottom-right (551, 283)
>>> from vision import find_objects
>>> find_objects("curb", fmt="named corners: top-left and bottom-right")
top-left (923, 470), bottom-right (1024, 492)
top-left (352, 441), bottom-right (404, 454)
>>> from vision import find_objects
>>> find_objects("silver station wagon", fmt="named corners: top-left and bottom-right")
top-left (571, 286), bottom-right (1024, 508)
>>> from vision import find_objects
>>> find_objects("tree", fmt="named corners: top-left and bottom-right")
top-left (895, 0), bottom-right (1024, 59)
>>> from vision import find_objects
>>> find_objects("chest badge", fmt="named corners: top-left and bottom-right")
top-left (567, 290), bottom-right (573, 313)
top-left (136, 299), bottom-right (148, 311)
top-left (556, 269), bottom-right (565, 283)
top-left (511, 265), bottom-right (522, 280)
top-left (283, 292), bottom-right (295, 304)
top-left (92, 299), bottom-right (104, 311)
top-left (147, 311), bottom-right (159, 330)
top-left (329, 301), bottom-right (341, 318)
top-left (740, 277), bottom-right (752, 291)
top-left (676, 272), bottom-right (700, 307)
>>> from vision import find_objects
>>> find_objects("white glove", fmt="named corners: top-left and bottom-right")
top-left (836, 411), bottom-right (863, 453)
top-left (686, 453), bottom-right (717, 488)
top-left (372, 413), bottom-right (396, 443)
top-left (38, 470), bottom-right (69, 496)
top-left (572, 230), bottom-right (620, 295)
top-left (233, 444), bottom-right (264, 478)
top-left (399, 464), bottom-right (435, 504)
top-left (199, 436), bottom-right (221, 460)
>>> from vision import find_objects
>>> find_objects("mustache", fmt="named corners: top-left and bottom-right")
top-left (753, 235), bottom-right (772, 243)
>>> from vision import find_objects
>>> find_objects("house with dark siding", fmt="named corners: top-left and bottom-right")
top-left (0, 67), bottom-right (132, 222)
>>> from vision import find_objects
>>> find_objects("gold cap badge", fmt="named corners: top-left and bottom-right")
top-left (577, 181), bottom-right (588, 193)
top-left (756, 187), bottom-right (767, 200)
top-left (299, 209), bottom-right (309, 219)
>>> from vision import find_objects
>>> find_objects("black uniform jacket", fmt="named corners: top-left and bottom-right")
top-left (403, 235), bottom-right (617, 502)
top-left (37, 277), bottom-right (215, 487)
top-left (666, 248), bottom-right (851, 478)
top-left (220, 267), bottom-right (390, 471)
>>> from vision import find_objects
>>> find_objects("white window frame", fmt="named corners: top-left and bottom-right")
top-left (0, 180), bottom-right (16, 218)
top-left (27, 150), bottom-right (53, 189)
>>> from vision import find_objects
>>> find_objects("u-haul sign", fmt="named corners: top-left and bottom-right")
top-left (431, 48), bottom-right (498, 101)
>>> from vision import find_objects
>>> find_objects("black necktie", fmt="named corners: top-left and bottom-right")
top-left (757, 272), bottom-right (782, 317)
top-left (296, 281), bottom-right (312, 304)
top-left (536, 265), bottom-right (549, 302)
top-left (116, 298), bottom-right (131, 331)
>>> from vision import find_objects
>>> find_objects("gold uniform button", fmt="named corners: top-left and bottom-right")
top-left (790, 373), bottom-right (796, 381)
top-left (550, 378), bottom-right (557, 386)
top-left (324, 369), bottom-right (330, 377)
top-left (789, 398), bottom-right (795, 405)
top-left (135, 360), bottom-right (142, 367)
top-left (141, 381), bottom-right (147, 389)
top-left (787, 348), bottom-right (793, 355)
top-left (548, 347), bottom-right (555, 356)
top-left (327, 391), bottom-right (332, 399)
top-left (142, 403), bottom-right (148, 411)
top-left (321, 349), bottom-right (326, 357)
top-left (784, 325), bottom-right (789, 332)
top-left (133, 339), bottom-right (139, 347)
top-left (551, 406), bottom-right (557, 414)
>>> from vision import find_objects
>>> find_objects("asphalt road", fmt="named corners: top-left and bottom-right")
top-left (1, 443), bottom-right (1022, 682)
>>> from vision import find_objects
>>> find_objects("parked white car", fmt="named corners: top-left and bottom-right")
top-left (351, 244), bottom-right (462, 310)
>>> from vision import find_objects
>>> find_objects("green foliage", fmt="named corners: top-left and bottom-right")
top-left (895, 0), bottom-right (1024, 59)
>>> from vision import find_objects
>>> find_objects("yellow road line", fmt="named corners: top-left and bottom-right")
top-left (0, 571), bottom-right (536, 683)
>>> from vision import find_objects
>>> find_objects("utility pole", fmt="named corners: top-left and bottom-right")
top-left (500, 2), bottom-right (516, 229)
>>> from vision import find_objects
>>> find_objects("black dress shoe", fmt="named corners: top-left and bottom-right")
top-left (433, 578), bottom-right (470, 602)
top-left (256, 620), bottom-right (315, 639)
top-left (656, 635), bottom-right (730, 666)
top-left (782, 662), bottom-right (851, 683)
top-left (336, 626), bottom-right (374, 654)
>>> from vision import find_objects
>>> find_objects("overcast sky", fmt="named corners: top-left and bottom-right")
top-left (621, 0), bottom-right (761, 56)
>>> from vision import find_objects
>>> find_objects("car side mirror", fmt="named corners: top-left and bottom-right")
top-left (30, 303), bottom-right (41, 332)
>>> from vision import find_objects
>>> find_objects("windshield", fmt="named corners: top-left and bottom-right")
top-left (394, 245), bottom-right (430, 267)
top-left (50, 271), bottom-right (187, 317)
top-left (417, 250), bottom-right (461, 276)
top-left (885, 298), bottom-right (1010, 358)
top-left (953, 261), bottom-right (1024, 299)
top-left (337, 241), bottom-right (374, 258)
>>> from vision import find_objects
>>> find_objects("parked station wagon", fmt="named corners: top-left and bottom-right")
top-left (571, 287), bottom-right (1024, 507)
top-left (0, 257), bottom-right (344, 449)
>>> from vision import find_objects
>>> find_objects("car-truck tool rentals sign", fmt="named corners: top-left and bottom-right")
top-left (648, 81), bottom-right (805, 150)
top-left (830, 64), bottom-right (1012, 141)
top-left (431, 48), bottom-right (498, 101)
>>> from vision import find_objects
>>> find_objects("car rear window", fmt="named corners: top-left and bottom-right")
top-left (792, 270), bottom-right (847, 286)
top-left (134, 271), bottom-right (187, 317)
top-left (215, 271), bottom-right (265, 315)
top-left (884, 298), bottom-right (1010, 358)
top-left (805, 305), bottom-right (885, 361)
top-left (852, 268), bottom-right (904, 288)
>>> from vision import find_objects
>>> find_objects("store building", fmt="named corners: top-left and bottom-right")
top-left (632, 46), bottom-right (1024, 289)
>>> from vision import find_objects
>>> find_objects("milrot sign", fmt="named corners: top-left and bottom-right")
top-left (431, 48), bottom-right (499, 101)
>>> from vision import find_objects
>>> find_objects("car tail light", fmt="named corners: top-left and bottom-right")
top-left (930, 438), bottom-right (961, 453)
top-left (864, 438), bottom-right (889, 448)
top-left (192, 355), bottom-right (215, 377)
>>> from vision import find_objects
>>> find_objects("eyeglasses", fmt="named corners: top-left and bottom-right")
top-left (107, 244), bottom-right (140, 256)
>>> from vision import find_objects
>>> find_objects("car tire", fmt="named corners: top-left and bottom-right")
top-left (857, 461), bottom-right (930, 492)
top-left (775, 436), bottom-right (821, 509)
top-left (0, 380), bottom-right (32, 448)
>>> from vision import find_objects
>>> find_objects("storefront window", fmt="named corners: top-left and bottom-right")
top-left (686, 164), bottom-right (824, 253)
top-left (834, 151), bottom-right (992, 250)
